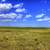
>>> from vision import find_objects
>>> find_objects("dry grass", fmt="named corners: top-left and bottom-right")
top-left (0, 28), bottom-right (50, 50)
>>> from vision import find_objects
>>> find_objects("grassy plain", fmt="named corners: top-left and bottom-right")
top-left (0, 27), bottom-right (50, 50)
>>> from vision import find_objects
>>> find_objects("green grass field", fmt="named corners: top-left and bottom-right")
top-left (0, 27), bottom-right (50, 50)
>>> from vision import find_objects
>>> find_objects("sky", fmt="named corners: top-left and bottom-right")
top-left (0, 0), bottom-right (50, 27)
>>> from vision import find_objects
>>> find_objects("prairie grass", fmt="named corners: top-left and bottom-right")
top-left (0, 27), bottom-right (50, 50)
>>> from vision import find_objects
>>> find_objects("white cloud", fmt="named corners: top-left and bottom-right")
top-left (16, 14), bottom-right (23, 18)
top-left (15, 8), bottom-right (26, 12)
top-left (14, 3), bottom-right (23, 8)
top-left (23, 19), bottom-right (27, 21)
top-left (6, 13), bottom-right (17, 18)
top-left (37, 17), bottom-right (50, 21)
top-left (0, 19), bottom-right (14, 22)
top-left (2, 0), bottom-right (6, 2)
top-left (36, 13), bottom-right (45, 18)
top-left (0, 13), bottom-right (24, 19)
top-left (25, 14), bottom-right (32, 18)
top-left (0, 2), bottom-right (32, 22)
top-left (0, 13), bottom-right (24, 22)
top-left (0, 3), bottom-right (12, 11)
top-left (0, 13), bottom-right (17, 18)
top-left (48, 21), bottom-right (50, 22)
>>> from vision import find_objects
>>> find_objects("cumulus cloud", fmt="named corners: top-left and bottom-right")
top-left (14, 3), bottom-right (27, 13)
top-left (0, 13), bottom-right (17, 18)
top-left (23, 19), bottom-right (27, 21)
top-left (25, 14), bottom-right (32, 18)
top-left (36, 13), bottom-right (45, 18)
top-left (16, 14), bottom-right (23, 18)
top-left (0, 3), bottom-right (24, 12)
top-left (0, 3), bottom-right (12, 11)
top-left (15, 8), bottom-right (26, 12)
top-left (0, 2), bottom-right (32, 22)
top-left (0, 19), bottom-right (14, 22)
top-left (48, 21), bottom-right (50, 22)
top-left (2, 0), bottom-right (6, 2)
top-left (37, 17), bottom-right (50, 21)
top-left (0, 13), bottom-right (24, 19)
top-left (14, 3), bottom-right (23, 8)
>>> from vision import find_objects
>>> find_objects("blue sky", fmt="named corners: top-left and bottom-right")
top-left (0, 0), bottom-right (50, 27)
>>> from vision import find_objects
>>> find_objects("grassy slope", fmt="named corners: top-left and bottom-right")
top-left (0, 27), bottom-right (50, 50)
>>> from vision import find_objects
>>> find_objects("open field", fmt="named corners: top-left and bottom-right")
top-left (0, 27), bottom-right (50, 50)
